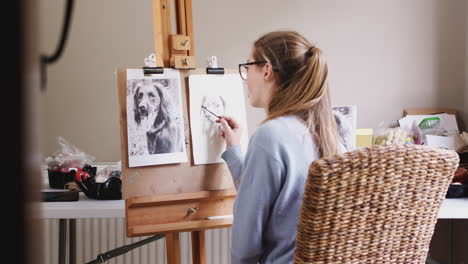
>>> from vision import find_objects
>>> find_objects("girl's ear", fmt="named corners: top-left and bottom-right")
top-left (264, 62), bottom-right (274, 81)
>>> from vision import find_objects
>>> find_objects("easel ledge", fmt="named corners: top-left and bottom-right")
top-left (129, 218), bottom-right (233, 237)
top-left (126, 189), bottom-right (236, 237)
top-left (127, 189), bottom-right (237, 208)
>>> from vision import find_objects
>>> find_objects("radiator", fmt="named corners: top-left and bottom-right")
top-left (41, 163), bottom-right (232, 264)
top-left (42, 218), bottom-right (232, 264)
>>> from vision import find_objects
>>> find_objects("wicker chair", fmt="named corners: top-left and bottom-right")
top-left (294, 144), bottom-right (459, 264)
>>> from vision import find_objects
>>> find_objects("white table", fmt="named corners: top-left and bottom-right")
top-left (438, 197), bottom-right (468, 219)
top-left (41, 191), bottom-right (125, 219)
top-left (40, 191), bottom-right (468, 264)
top-left (41, 191), bottom-right (125, 264)
top-left (41, 194), bottom-right (468, 220)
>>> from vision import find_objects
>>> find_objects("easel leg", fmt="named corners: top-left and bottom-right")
top-left (166, 232), bottom-right (181, 264)
top-left (191, 231), bottom-right (206, 264)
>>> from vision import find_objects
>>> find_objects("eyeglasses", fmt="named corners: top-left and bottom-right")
top-left (238, 61), bottom-right (278, 80)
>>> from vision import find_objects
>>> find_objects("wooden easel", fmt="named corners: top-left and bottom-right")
top-left (119, 1), bottom-right (237, 264)
top-left (152, 0), bottom-right (196, 69)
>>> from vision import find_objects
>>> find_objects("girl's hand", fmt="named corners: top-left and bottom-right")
top-left (217, 116), bottom-right (242, 148)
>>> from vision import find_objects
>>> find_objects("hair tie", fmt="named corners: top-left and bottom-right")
top-left (305, 47), bottom-right (314, 57)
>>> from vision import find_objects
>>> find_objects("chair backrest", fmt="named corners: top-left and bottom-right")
top-left (294, 144), bottom-right (459, 264)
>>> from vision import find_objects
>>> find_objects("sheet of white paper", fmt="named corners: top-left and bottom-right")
top-left (125, 69), bottom-right (187, 167)
top-left (426, 135), bottom-right (457, 150)
top-left (398, 113), bottom-right (458, 134)
top-left (332, 105), bottom-right (357, 151)
top-left (189, 74), bottom-right (249, 165)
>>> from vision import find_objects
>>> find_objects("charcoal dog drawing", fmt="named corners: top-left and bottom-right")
top-left (128, 79), bottom-right (183, 155)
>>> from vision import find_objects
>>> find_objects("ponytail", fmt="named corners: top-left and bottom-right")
top-left (254, 31), bottom-right (340, 157)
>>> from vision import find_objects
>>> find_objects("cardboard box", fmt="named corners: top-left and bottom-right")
top-left (403, 108), bottom-right (457, 116)
top-left (356, 128), bottom-right (373, 148)
top-left (402, 108), bottom-right (466, 149)
top-left (403, 108), bottom-right (463, 131)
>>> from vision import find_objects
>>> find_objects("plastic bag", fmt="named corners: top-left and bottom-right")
top-left (410, 120), bottom-right (423, 145)
top-left (418, 117), bottom-right (441, 145)
top-left (374, 122), bottom-right (414, 146)
top-left (416, 117), bottom-right (460, 145)
top-left (45, 137), bottom-right (95, 171)
top-left (95, 163), bottom-right (122, 183)
top-left (373, 121), bottom-right (388, 145)
top-left (418, 117), bottom-right (440, 130)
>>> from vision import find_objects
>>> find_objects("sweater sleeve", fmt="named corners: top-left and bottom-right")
top-left (221, 144), bottom-right (245, 190)
top-left (230, 142), bottom-right (284, 264)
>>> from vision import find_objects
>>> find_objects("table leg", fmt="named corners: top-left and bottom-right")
top-left (59, 219), bottom-right (66, 264)
top-left (69, 219), bottom-right (76, 264)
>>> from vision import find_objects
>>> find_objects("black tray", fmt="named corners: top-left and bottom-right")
top-left (42, 190), bottom-right (79, 202)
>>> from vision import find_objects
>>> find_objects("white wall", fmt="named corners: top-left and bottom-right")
top-left (39, 0), bottom-right (467, 161)
top-left (39, 0), bottom-right (154, 161)
top-left (194, 0), bottom-right (466, 131)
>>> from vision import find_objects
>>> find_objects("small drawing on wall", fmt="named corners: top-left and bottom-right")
top-left (332, 105), bottom-right (357, 152)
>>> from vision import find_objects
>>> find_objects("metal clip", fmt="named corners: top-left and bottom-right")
top-left (144, 53), bottom-right (157, 67)
top-left (207, 56), bottom-right (218, 68)
top-left (206, 56), bottom-right (224, 74)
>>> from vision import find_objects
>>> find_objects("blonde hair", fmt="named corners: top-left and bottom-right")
top-left (253, 30), bottom-right (340, 157)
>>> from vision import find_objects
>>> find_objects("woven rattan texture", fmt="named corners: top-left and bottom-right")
top-left (294, 144), bottom-right (459, 264)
